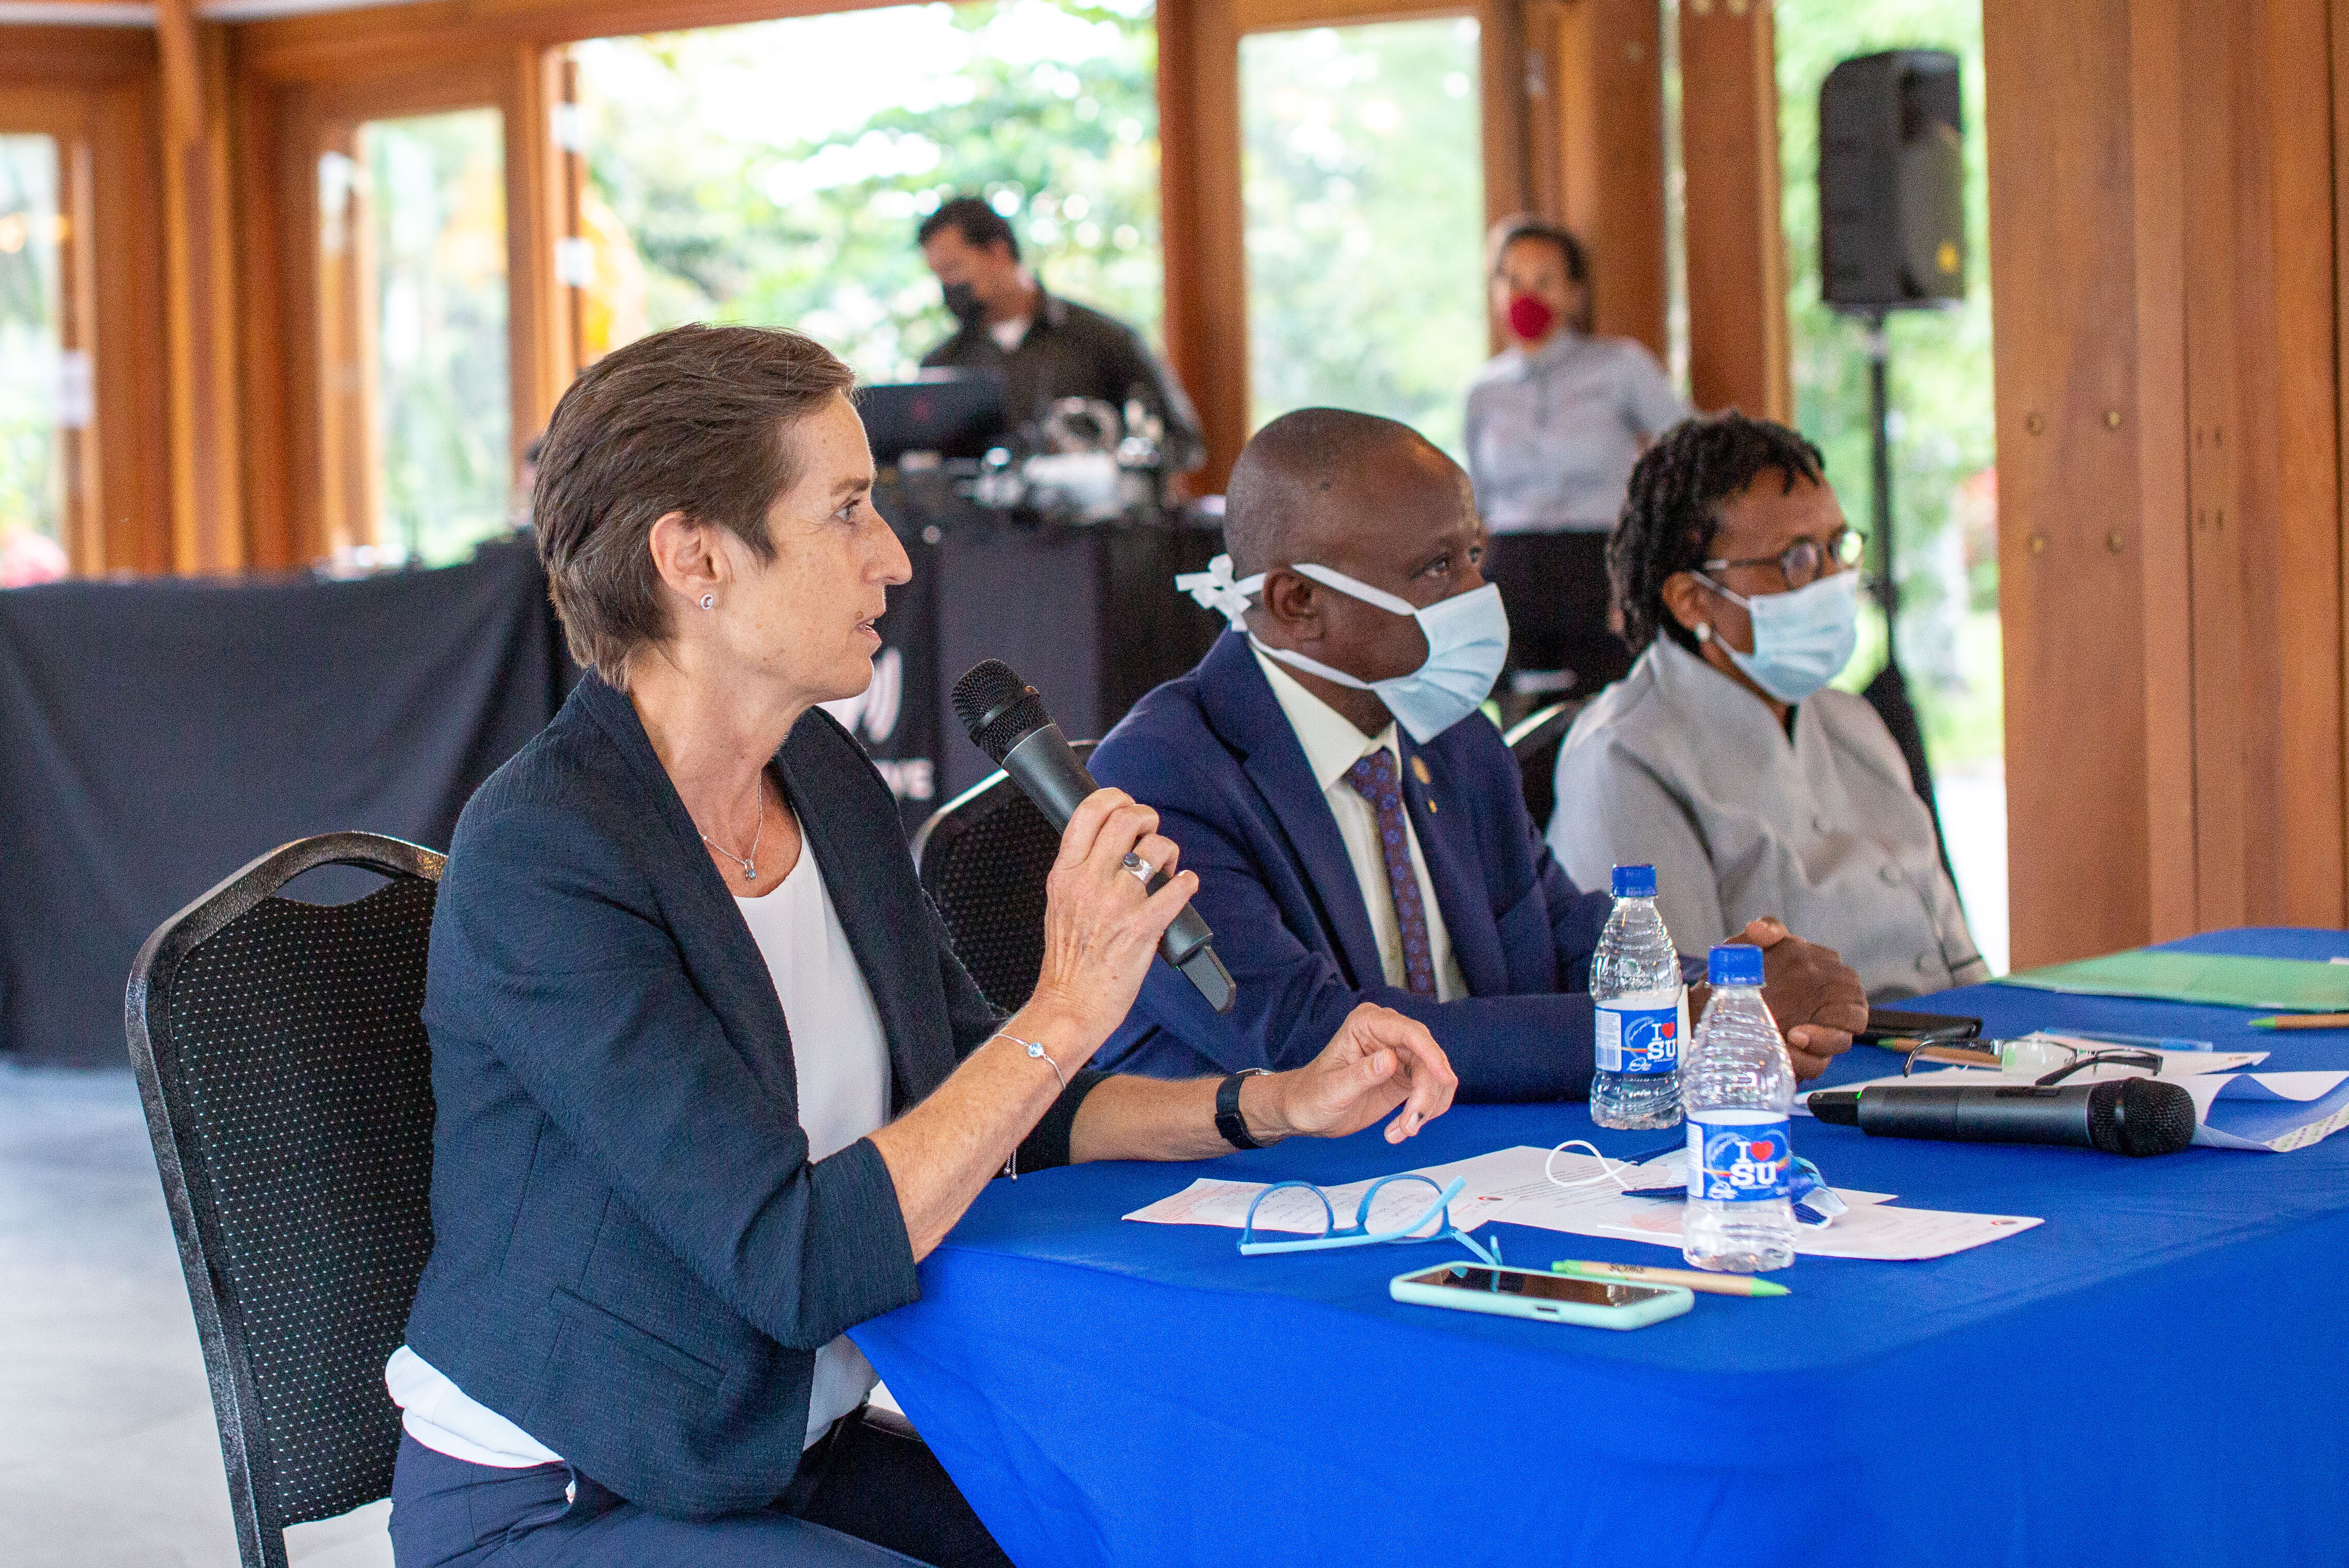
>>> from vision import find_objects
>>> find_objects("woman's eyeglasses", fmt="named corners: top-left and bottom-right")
top-left (1701, 526), bottom-right (1867, 590)
top-left (1237, 1174), bottom-right (1503, 1267)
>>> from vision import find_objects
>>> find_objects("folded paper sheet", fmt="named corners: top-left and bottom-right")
top-left (1999, 949), bottom-right (2349, 1011)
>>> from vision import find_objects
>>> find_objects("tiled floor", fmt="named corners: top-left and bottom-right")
top-left (0, 1061), bottom-right (912, 1567)
top-left (0, 1062), bottom-right (391, 1567)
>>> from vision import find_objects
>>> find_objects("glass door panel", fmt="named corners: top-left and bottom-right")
top-left (0, 134), bottom-right (73, 583)
top-left (317, 106), bottom-right (511, 567)
top-left (1240, 19), bottom-right (1486, 456)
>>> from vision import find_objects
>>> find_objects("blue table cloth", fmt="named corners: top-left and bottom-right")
top-left (851, 930), bottom-right (2349, 1567)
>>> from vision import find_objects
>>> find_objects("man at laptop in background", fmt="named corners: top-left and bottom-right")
top-left (1086, 407), bottom-right (1869, 1103)
top-left (917, 196), bottom-right (1204, 475)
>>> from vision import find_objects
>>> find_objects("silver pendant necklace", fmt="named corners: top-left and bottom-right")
top-left (699, 792), bottom-right (765, 882)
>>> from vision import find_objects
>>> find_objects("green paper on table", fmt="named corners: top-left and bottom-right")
top-left (1998, 949), bottom-right (2349, 1012)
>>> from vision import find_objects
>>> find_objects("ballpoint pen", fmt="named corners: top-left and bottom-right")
top-left (1550, 1260), bottom-right (1789, 1298)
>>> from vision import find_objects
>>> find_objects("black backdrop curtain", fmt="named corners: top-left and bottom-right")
top-left (0, 541), bottom-right (575, 1068)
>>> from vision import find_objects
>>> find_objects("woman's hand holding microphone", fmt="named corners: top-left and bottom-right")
top-left (1015, 786), bottom-right (1199, 1065)
top-left (1020, 788), bottom-right (1459, 1155)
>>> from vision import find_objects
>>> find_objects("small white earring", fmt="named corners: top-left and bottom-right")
top-left (700, 593), bottom-right (715, 611)
top-left (1694, 622), bottom-right (1712, 643)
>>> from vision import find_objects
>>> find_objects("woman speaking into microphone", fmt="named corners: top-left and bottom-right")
top-left (385, 324), bottom-right (1456, 1568)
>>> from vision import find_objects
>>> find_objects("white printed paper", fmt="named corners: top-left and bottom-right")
top-left (1580, 1195), bottom-right (2043, 1260)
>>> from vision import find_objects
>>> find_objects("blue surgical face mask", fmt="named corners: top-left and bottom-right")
top-left (1697, 568), bottom-right (1859, 704)
top-left (1178, 554), bottom-right (1511, 742)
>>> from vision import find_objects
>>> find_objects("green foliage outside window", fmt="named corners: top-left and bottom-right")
top-left (0, 136), bottom-right (62, 546)
top-left (364, 109), bottom-right (513, 567)
top-left (1239, 19), bottom-right (1487, 456)
top-left (573, 0), bottom-right (1165, 383)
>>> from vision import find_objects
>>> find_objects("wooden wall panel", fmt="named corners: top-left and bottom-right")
top-left (1676, 0), bottom-right (1787, 418)
top-left (1523, 0), bottom-right (1664, 357)
top-left (2129, 0), bottom-right (2193, 941)
top-left (1986, 0), bottom-right (2155, 966)
top-left (1990, 0), bottom-right (2346, 963)
top-left (2255, 0), bottom-right (2343, 928)
top-left (158, 0), bottom-right (245, 571)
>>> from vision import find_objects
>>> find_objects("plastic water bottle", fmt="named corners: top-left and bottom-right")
top-left (1589, 864), bottom-right (1687, 1131)
top-left (1681, 943), bottom-right (1797, 1273)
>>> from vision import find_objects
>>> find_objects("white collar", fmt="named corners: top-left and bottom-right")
top-left (1251, 645), bottom-right (1397, 794)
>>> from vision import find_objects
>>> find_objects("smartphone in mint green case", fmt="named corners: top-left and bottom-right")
top-left (1390, 1262), bottom-right (1693, 1329)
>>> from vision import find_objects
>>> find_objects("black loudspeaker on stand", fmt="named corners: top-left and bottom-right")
top-left (1819, 48), bottom-right (1965, 884)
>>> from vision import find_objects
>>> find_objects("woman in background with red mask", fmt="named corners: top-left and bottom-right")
top-left (1465, 216), bottom-right (1689, 716)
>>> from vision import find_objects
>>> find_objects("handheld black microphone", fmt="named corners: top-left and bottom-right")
top-left (1806, 1078), bottom-right (2197, 1156)
top-left (952, 660), bottom-right (1236, 1014)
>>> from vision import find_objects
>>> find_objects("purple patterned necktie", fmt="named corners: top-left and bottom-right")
top-left (1345, 749), bottom-right (1437, 997)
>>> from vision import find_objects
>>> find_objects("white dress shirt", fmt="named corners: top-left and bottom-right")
top-left (1253, 647), bottom-right (1466, 1001)
top-left (387, 833), bottom-right (892, 1466)
top-left (1547, 637), bottom-right (1989, 1001)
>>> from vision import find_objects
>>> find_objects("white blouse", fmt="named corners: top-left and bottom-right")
top-left (388, 835), bottom-right (893, 1466)
top-left (1546, 637), bottom-right (1989, 1001)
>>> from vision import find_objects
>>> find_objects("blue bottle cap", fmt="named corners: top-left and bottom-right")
top-left (1611, 863), bottom-right (1657, 899)
top-left (1708, 943), bottom-right (1764, 986)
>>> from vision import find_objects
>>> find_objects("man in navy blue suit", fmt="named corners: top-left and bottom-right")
top-left (1089, 408), bottom-right (1868, 1100)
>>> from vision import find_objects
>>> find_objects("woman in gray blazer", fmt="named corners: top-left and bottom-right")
top-left (1545, 413), bottom-right (1988, 1002)
top-left (388, 324), bottom-right (1458, 1568)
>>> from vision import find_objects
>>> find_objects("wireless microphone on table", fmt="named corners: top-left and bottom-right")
top-left (952, 660), bottom-right (1237, 1013)
top-left (1806, 1077), bottom-right (2197, 1156)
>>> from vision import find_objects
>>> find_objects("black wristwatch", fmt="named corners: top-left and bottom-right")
top-left (1215, 1070), bottom-right (1267, 1150)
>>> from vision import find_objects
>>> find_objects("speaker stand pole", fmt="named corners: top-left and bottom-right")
top-left (1863, 310), bottom-right (1897, 653)
top-left (1853, 310), bottom-right (1957, 883)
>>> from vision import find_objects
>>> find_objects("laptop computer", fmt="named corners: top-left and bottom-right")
top-left (857, 371), bottom-right (1009, 464)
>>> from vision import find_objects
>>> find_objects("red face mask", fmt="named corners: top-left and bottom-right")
top-left (1506, 292), bottom-right (1557, 342)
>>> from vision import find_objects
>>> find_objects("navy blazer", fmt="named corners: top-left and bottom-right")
top-left (1089, 631), bottom-right (1613, 1099)
top-left (404, 673), bottom-right (1099, 1518)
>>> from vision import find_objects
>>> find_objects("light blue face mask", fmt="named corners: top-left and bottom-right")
top-left (1697, 568), bottom-right (1860, 704)
top-left (1178, 554), bottom-right (1511, 742)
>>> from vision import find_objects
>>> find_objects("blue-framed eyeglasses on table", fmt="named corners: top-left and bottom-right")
top-left (1238, 1175), bottom-right (1503, 1267)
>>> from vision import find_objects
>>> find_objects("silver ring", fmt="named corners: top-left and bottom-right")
top-left (1122, 851), bottom-right (1153, 887)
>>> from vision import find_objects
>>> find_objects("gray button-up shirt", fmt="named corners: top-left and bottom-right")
top-left (1545, 637), bottom-right (1989, 1001)
top-left (1464, 332), bottom-right (1689, 532)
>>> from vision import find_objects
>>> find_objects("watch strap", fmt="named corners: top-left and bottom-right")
top-left (1214, 1072), bottom-right (1263, 1150)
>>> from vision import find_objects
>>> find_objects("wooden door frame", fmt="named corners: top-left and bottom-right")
top-left (238, 50), bottom-right (572, 567)
top-left (0, 29), bottom-right (170, 575)
top-left (1161, 0), bottom-right (1535, 493)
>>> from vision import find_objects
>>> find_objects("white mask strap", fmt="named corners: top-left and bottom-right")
top-left (1544, 1139), bottom-right (1642, 1191)
top-left (1176, 555), bottom-right (1424, 629)
top-left (1247, 637), bottom-right (1376, 692)
top-left (1282, 561), bottom-right (1422, 619)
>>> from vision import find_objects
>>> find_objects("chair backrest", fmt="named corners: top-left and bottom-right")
top-left (1505, 701), bottom-right (1585, 832)
top-left (126, 832), bottom-right (446, 1568)
top-left (911, 743), bottom-right (1095, 1014)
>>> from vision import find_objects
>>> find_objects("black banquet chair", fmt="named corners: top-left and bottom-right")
top-left (912, 742), bottom-right (1094, 1014)
top-left (125, 832), bottom-right (446, 1568)
top-left (1504, 699), bottom-right (1585, 832)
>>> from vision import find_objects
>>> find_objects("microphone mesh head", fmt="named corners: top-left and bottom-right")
top-left (2088, 1078), bottom-right (2198, 1156)
top-left (952, 660), bottom-right (1050, 763)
